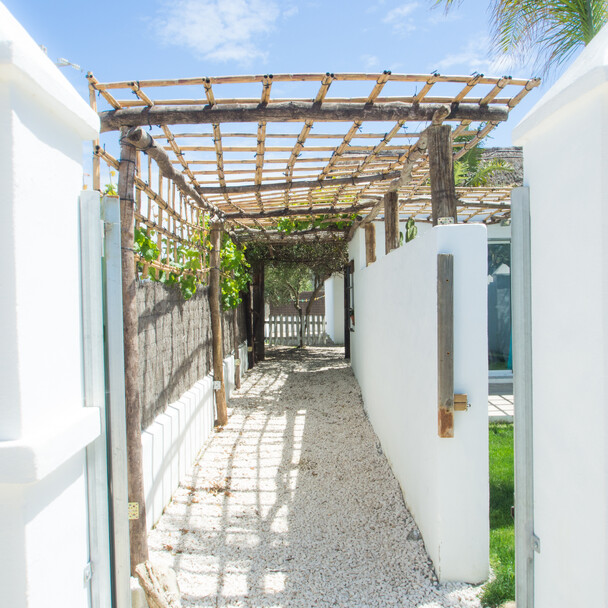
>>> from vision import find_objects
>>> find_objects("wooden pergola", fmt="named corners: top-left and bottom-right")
top-left (88, 71), bottom-right (538, 576)
top-left (89, 71), bottom-right (539, 245)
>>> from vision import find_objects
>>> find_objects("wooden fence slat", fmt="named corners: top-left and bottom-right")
top-left (263, 314), bottom-right (327, 346)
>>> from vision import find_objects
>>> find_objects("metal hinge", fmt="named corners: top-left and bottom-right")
top-left (83, 562), bottom-right (93, 586)
top-left (532, 533), bottom-right (541, 553)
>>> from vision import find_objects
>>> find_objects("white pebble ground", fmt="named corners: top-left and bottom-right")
top-left (148, 347), bottom-right (483, 607)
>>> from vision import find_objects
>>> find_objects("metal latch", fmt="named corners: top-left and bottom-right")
top-left (454, 393), bottom-right (469, 411)
top-left (532, 533), bottom-right (541, 553)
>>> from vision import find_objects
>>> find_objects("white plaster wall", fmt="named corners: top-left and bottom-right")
top-left (0, 6), bottom-right (100, 607)
top-left (348, 224), bottom-right (489, 583)
top-left (513, 24), bottom-right (608, 608)
top-left (143, 345), bottom-right (249, 529)
top-left (324, 274), bottom-right (345, 344)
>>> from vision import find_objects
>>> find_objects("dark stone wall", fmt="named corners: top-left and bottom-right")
top-left (137, 281), bottom-right (246, 429)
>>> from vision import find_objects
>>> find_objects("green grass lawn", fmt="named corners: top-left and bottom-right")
top-left (481, 423), bottom-right (515, 607)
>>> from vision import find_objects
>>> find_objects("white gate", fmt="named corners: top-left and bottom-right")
top-left (265, 314), bottom-right (328, 346)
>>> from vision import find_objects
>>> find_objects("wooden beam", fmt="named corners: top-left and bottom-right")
top-left (437, 253), bottom-right (454, 438)
top-left (225, 201), bottom-right (374, 220)
top-left (118, 128), bottom-right (149, 574)
top-left (122, 127), bottom-right (224, 217)
top-left (209, 221), bottom-right (228, 426)
top-left (365, 223), bottom-right (376, 266)
top-left (384, 191), bottom-right (399, 254)
top-left (428, 125), bottom-right (457, 225)
top-left (252, 263), bottom-right (265, 361)
top-left (196, 170), bottom-right (402, 195)
top-left (100, 102), bottom-right (509, 132)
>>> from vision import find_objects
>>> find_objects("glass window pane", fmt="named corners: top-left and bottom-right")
top-left (488, 242), bottom-right (512, 371)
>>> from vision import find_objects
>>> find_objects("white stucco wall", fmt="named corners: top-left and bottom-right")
top-left (143, 345), bottom-right (249, 529)
top-left (512, 24), bottom-right (608, 608)
top-left (348, 224), bottom-right (489, 583)
top-left (0, 4), bottom-right (100, 607)
top-left (324, 274), bottom-right (345, 344)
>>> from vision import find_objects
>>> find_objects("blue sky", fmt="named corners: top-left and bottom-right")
top-left (5, 0), bottom-right (567, 151)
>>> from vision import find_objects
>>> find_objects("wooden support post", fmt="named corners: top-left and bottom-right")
top-left (384, 191), bottom-right (399, 254)
top-left (428, 125), bottom-right (457, 226)
top-left (437, 253), bottom-right (454, 438)
top-left (210, 221), bottom-right (228, 427)
top-left (252, 263), bottom-right (265, 361)
top-left (118, 128), bottom-right (149, 574)
top-left (233, 306), bottom-right (241, 390)
top-left (344, 262), bottom-right (352, 360)
top-left (365, 223), bottom-right (376, 266)
top-left (243, 286), bottom-right (255, 368)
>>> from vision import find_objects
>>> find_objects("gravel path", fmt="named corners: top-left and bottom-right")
top-left (148, 347), bottom-right (482, 607)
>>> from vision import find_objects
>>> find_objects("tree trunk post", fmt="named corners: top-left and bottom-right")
top-left (210, 220), bottom-right (228, 426)
top-left (233, 306), bottom-right (241, 389)
top-left (384, 190), bottom-right (400, 254)
top-left (243, 286), bottom-right (255, 368)
top-left (365, 223), bottom-right (376, 266)
top-left (428, 125), bottom-right (457, 226)
top-left (118, 127), bottom-right (149, 575)
top-left (252, 263), bottom-right (265, 361)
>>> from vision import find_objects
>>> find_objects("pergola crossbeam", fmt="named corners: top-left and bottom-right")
top-left (99, 102), bottom-right (509, 132)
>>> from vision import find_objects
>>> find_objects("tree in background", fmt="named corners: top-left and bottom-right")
top-left (248, 239), bottom-right (349, 348)
top-left (434, 0), bottom-right (608, 74)
top-left (265, 264), bottom-right (329, 348)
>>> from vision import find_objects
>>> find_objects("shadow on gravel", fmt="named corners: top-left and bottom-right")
top-left (148, 346), bottom-right (481, 608)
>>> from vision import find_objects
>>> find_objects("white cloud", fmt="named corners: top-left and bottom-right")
top-left (434, 37), bottom-right (522, 75)
top-left (153, 0), bottom-right (281, 64)
top-left (361, 54), bottom-right (380, 69)
top-left (435, 37), bottom-right (491, 73)
top-left (383, 2), bottom-right (419, 32)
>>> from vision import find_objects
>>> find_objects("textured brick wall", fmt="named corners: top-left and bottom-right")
top-left (137, 281), bottom-right (246, 429)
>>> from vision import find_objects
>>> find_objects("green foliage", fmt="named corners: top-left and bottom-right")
top-left (405, 217), bottom-right (418, 243)
top-left (433, 0), bottom-right (608, 74)
top-left (481, 423), bottom-right (515, 607)
top-left (275, 214), bottom-right (357, 235)
top-left (133, 216), bottom-right (250, 307)
top-left (453, 137), bottom-right (514, 187)
top-left (265, 265), bottom-right (313, 308)
top-left (219, 233), bottom-right (250, 309)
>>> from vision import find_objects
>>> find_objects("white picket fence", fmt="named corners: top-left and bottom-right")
top-left (265, 314), bottom-right (328, 346)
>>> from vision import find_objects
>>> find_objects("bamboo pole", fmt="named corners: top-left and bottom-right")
top-left (89, 84), bottom-right (101, 191)
top-left (118, 127), bottom-right (149, 574)
top-left (209, 221), bottom-right (228, 427)
top-left (122, 127), bottom-right (224, 217)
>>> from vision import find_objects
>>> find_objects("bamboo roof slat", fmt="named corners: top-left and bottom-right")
top-left (90, 71), bottom-right (538, 239)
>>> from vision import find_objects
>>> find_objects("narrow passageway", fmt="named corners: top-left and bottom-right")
top-left (149, 347), bottom-right (482, 607)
